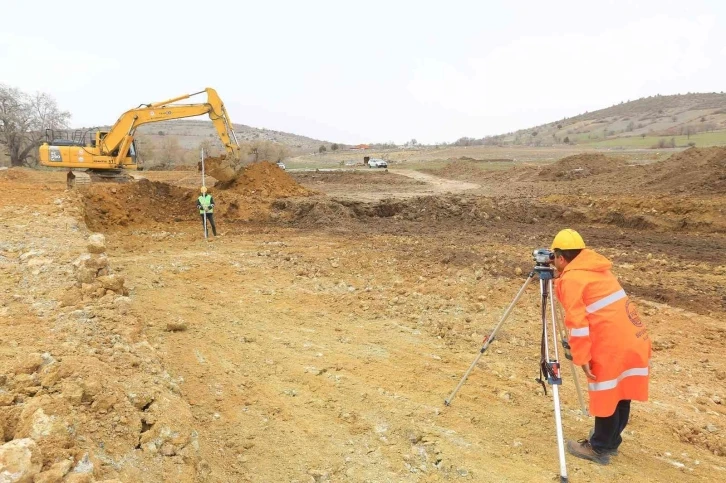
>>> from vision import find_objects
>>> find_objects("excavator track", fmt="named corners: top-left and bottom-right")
top-left (71, 170), bottom-right (146, 185)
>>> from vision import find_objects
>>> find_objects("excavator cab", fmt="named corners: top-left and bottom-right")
top-left (45, 129), bottom-right (92, 147)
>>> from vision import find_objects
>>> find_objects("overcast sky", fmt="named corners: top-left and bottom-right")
top-left (1, 0), bottom-right (724, 144)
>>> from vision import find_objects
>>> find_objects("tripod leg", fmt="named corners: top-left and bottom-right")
top-left (541, 277), bottom-right (569, 482)
top-left (552, 384), bottom-right (569, 482)
top-left (555, 301), bottom-right (588, 416)
top-left (445, 273), bottom-right (534, 406)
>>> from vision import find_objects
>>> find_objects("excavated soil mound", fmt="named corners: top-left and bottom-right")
top-left (83, 163), bottom-right (315, 230)
top-left (215, 161), bottom-right (312, 197)
top-left (0, 167), bottom-right (35, 181)
top-left (536, 153), bottom-right (627, 181)
top-left (83, 179), bottom-right (197, 230)
top-left (274, 192), bottom-right (726, 234)
top-left (643, 147), bottom-right (726, 194)
top-left (272, 195), bottom-right (563, 229)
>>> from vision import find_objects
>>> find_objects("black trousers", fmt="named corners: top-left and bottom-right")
top-left (591, 399), bottom-right (630, 451)
top-left (201, 213), bottom-right (217, 236)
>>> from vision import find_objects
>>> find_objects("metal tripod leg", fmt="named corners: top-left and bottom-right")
top-left (552, 383), bottom-right (568, 482)
top-left (444, 272), bottom-right (535, 406)
top-left (545, 278), bottom-right (568, 482)
top-left (555, 301), bottom-right (588, 416)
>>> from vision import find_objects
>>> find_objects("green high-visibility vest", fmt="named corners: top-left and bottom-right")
top-left (198, 194), bottom-right (214, 214)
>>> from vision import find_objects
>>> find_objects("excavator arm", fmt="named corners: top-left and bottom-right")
top-left (101, 88), bottom-right (241, 165)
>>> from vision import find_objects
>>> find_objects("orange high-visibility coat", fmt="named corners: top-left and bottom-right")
top-left (555, 249), bottom-right (651, 417)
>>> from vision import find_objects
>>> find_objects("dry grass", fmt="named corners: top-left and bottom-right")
top-left (288, 145), bottom-right (675, 170)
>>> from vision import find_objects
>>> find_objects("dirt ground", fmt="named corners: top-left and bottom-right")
top-left (0, 150), bottom-right (724, 482)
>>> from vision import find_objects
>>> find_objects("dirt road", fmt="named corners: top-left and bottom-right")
top-left (278, 169), bottom-right (480, 202)
top-left (388, 169), bottom-right (480, 196)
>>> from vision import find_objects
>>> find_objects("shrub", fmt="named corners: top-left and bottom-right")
top-left (651, 138), bottom-right (668, 149)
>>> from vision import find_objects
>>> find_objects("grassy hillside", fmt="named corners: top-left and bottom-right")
top-left (472, 93), bottom-right (726, 149)
top-left (78, 119), bottom-right (337, 168)
top-left (138, 120), bottom-right (331, 152)
top-left (133, 120), bottom-right (332, 154)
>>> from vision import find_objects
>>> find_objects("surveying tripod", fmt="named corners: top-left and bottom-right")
top-left (444, 249), bottom-right (587, 483)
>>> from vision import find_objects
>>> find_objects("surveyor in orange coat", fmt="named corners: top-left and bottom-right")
top-left (552, 229), bottom-right (651, 465)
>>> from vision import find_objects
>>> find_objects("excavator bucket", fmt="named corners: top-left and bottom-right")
top-left (201, 156), bottom-right (237, 183)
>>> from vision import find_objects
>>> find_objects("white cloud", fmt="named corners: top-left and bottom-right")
top-left (1, 2), bottom-right (722, 144)
top-left (408, 15), bottom-right (715, 129)
top-left (0, 33), bottom-right (119, 93)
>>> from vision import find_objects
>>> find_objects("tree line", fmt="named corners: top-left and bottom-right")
top-left (0, 84), bottom-right (294, 169)
top-left (0, 84), bottom-right (69, 166)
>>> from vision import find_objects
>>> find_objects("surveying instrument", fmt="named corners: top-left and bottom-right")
top-left (445, 248), bottom-right (588, 483)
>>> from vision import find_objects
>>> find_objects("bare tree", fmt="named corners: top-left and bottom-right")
top-left (135, 137), bottom-right (156, 165)
top-left (275, 144), bottom-right (289, 162)
top-left (157, 137), bottom-right (182, 166)
top-left (198, 139), bottom-right (217, 157)
top-left (0, 85), bottom-right (70, 167)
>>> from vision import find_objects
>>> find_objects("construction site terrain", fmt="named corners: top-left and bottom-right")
top-left (0, 149), bottom-right (724, 482)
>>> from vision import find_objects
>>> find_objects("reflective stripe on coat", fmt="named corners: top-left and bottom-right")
top-left (555, 249), bottom-right (651, 417)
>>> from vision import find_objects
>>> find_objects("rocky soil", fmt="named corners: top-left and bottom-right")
top-left (0, 176), bottom-right (201, 481)
top-left (0, 159), bottom-right (724, 482)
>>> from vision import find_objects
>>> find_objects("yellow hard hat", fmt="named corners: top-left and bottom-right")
top-left (551, 229), bottom-right (586, 250)
top-left (200, 186), bottom-right (207, 194)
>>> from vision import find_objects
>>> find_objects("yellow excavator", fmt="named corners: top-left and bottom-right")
top-left (39, 88), bottom-right (241, 182)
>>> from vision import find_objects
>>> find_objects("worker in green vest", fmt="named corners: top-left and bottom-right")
top-left (197, 186), bottom-right (217, 237)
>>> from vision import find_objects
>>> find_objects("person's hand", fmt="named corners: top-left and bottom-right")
top-left (581, 363), bottom-right (596, 380)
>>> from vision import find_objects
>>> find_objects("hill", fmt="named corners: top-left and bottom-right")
top-left (133, 120), bottom-right (333, 155)
top-left (66, 120), bottom-right (338, 169)
top-left (463, 93), bottom-right (726, 149)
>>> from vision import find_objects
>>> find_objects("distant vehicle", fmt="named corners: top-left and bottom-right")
top-left (276, 161), bottom-right (286, 170)
top-left (368, 159), bottom-right (388, 168)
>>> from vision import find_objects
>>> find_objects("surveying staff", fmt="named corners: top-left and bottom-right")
top-left (551, 229), bottom-right (651, 465)
top-left (197, 186), bottom-right (217, 237)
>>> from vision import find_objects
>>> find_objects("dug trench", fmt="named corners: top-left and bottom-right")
top-left (2, 161), bottom-right (723, 482)
top-left (73, 163), bottom-right (726, 481)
